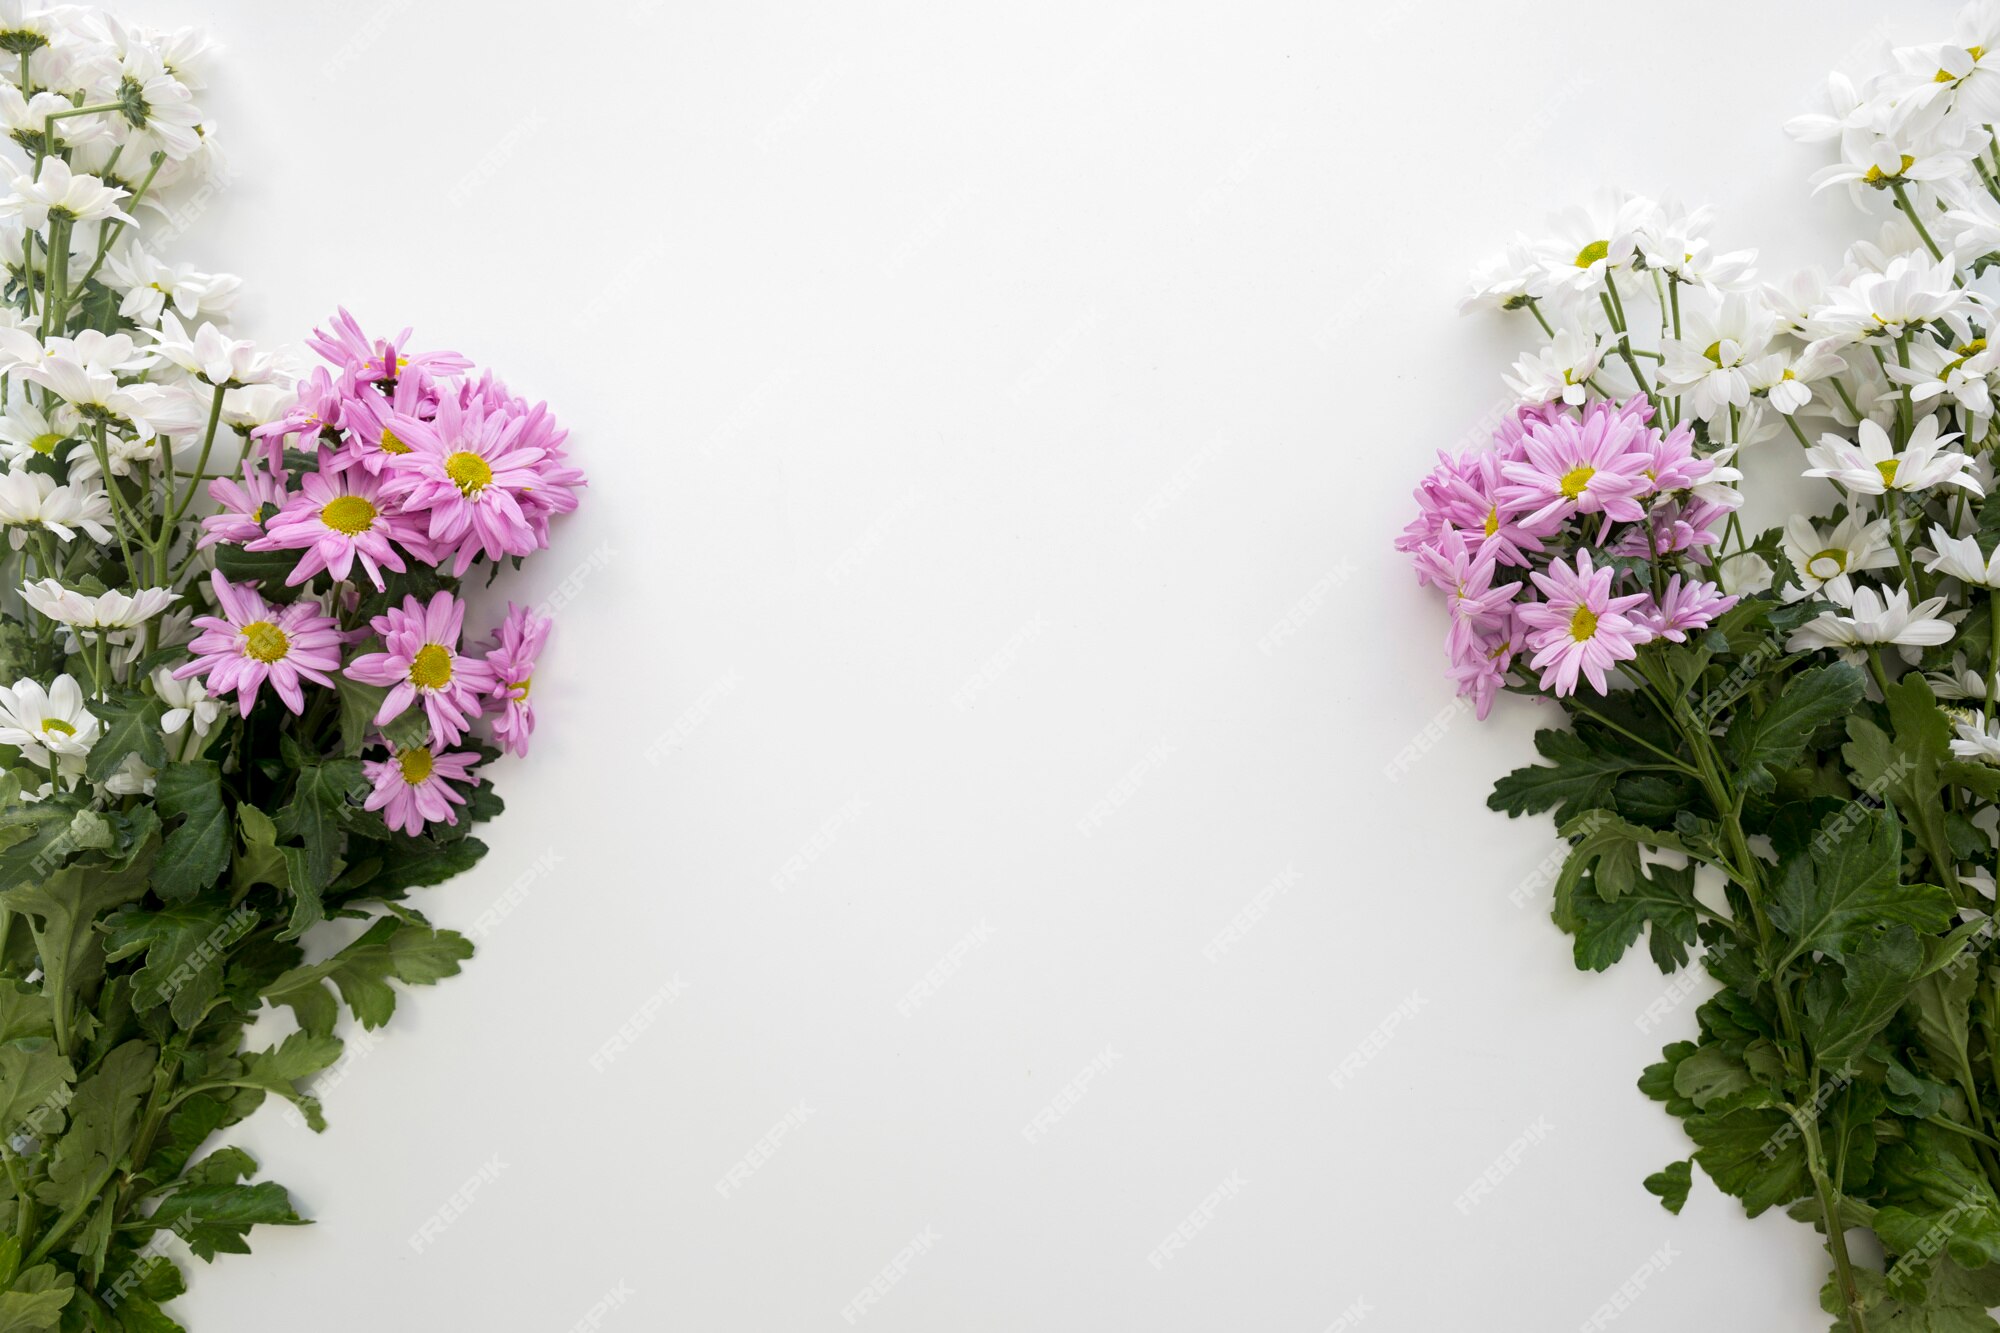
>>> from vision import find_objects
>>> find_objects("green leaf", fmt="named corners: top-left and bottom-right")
top-left (230, 805), bottom-right (287, 896)
top-left (82, 693), bottom-right (164, 785)
top-left (1, 838), bottom-right (159, 1037)
top-left (103, 902), bottom-right (258, 1030)
top-left (1769, 804), bottom-right (1954, 966)
top-left (1488, 728), bottom-right (1629, 823)
top-left (146, 1147), bottom-right (304, 1262)
top-left (227, 1031), bottom-right (341, 1132)
top-left (0, 1263), bottom-right (72, 1332)
top-left (36, 1041), bottom-right (154, 1215)
top-left (0, 1041), bottom-right (70, 1145)
top-left (1805, 925), bottom-right (1924, 1069)
top-left (1644, 1159), bottom-right (1692, 1215)
top-left (1686, 1103), bottom-right (1811, 1217)
top-left (262, 916), bottom-right (473, 1039)
top-left (1871, 1124), bottom-right (2000, 1279)
top-left (150, 761), bottom-right (228, 903)
top-left (333, 678), bottom-right (388, 758)
top-left (1566, 860), bottom-right (1702, 973)
top-left (1725, 662), bottom-right (1864, 794)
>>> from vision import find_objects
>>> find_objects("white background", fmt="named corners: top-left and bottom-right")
top-left (92, 0), bottom-right (1951, 1328)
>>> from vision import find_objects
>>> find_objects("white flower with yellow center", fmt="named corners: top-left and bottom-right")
top-left (1779, 513), bottom-right (1895, 605)
top-left (0, 673), bottom-right (100, 769)
top-left (1803, 415), bottom-right (1982, 497)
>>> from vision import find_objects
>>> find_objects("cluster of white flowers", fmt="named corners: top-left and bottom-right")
top-left (0, 2), bottom-right (250, 794)
top-left (1459, 0), bottom-right (2000, 760)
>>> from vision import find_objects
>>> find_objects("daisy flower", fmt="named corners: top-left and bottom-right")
top-left (0, 157), bottom-right (132, 232)
top-left (0, 673), bottom-right (99, 773)
top-left (248, 459), bottom-right (421, 590)
top-left (150, 312), bottom-right (277, 387)
top-left (1659, 292), bottom-right (1779, 422)
top-left (0, 469), bottom-right (113, 547)
top-left (1412, 526), bottom-right (1521, 661)
top-left (151, 664), bottom-right (221, 759)
top-left (172, 571), bottom-right (344, 716)
top-left (1781, 514), bottom-right (1896, 604)
top-left (1953, 718), bottom-right (2000, 765)
top-left (1927, 525), bottom-right (2000, 588)
top-left (329, 367), bottom-right (438, 475)
top-left (19, 579), bottom-right (177, 629)
top-left (381, 394), bottom-right (550, 575)
top-left (362, 741), bottom-right (480, 836)
top-left (1516, 551), bottom-right (1654, 696)
top-left (0, 397), bottom-right (69, 466)
top-left (1502, 328), bottom-right (1605, 408)
top-left (1498, 400), bottom-right (1653, 526)
top-left (482, 603), bottom-right (551, 757)
top-left (198, 456), bottom-right (290, 549)
top-left (1786, 584), bottom-right (1956, 655)
top-left (344, 590), bottom-right (497, 747)
top-left (1639, 576), bottom-right (1738, 643)
top-left (307, 308), bottom-right (471, 386)
top-left (1803, 416), bottom-right (1982, 497)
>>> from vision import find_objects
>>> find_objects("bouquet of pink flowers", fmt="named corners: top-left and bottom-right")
top-left (1405, 5), bottom-right (2000, 1329)
top-left (0, 7), bottom-right (583, 1327)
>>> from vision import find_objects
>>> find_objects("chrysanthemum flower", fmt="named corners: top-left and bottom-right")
top-left (1639, 576), bottom-right (1739, 643)
top-left (0, 468), bottom-right (113, 547)
top-left (1516, 551), bottom-right (1654, 696)
top-left (381, 394), bottom-right (550, 575)
top-left (0, 673), bottom-right (99, 771)
top-left (172, 571), bottom-right (344, 716)
top-left (1412, 527), bottom-right (1521, 660)
top-left (248, 456), bottom-right (423, 590)
top-left (1499, 400), bottom-right (1654, 527)
top-left (199, 456), bottom-right (290, 549)
top-left (330, 368), bottom-right (438, 475)
top-left (19, 579), bottom-right (177, 629)
top-left (362, 740), bottom-right (479, 836)
top-left (344, 590), bottom-right (497, 746)
top-left (1786, 584), bottom-right (1957, 656)
top-left (1926, 524), bottom-right (2000, 588)
top-left (1779, 514), bottom-right (1895, 604)
top-left (482, 603), bottom-right (550, 757)
top-left (307, 308), bottom-right (471, 386)
top-left (1804, 416), bottom-right (1982, 497)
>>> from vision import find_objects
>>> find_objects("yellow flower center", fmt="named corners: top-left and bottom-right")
top-left (445, 451), bottom-right (492, 496)
top-left (26, 431), bottom-right (61, 455)
top-left (39, 717), bottom-right (73, 736)
top-left (1569, 606), bottom-right (1599, 642)
top-left (410, 643), bottom-right (453, 689)
top-left (397, 746), bottom-right (434, 784)
top-left (1806, 548), bottom-right (1849, 579)
top-left (1574, 239), bottom-right (1609, 269)
top-left (379, 427), bottom-right (411, 455)
top-left (242, 620), bottom-right (289, 663)
top-left (1862, 154), bottom-right (1917, 183)
top-left (1876, 458), bottom-right (1900, 487)
top-left (507, 677), bottom-right (532, 700)
top-left (1559, 465), bottom-right (1596, 499)
top-left (1702, 340), bottom-right (1724, 365)
top-left (319, 494), bottom-right (378, 535)
top-left (1483, 507), bottom-right (1499, 538)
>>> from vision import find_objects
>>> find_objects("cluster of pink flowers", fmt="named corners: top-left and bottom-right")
top-left (1398, 397), bottom-right (1739, 717)
top-left (179, 310), bottom-right (583, 835)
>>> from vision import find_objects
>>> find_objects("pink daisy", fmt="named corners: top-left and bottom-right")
top-left (198, 455), bottom-right (290, 549)
top-left (172, 571), bottom-right (344, 716)
top-left (1640, 576), bottom-right (1739, 643)
top-left (248, 453), bottom-right (424, 590)
top-left (362, 740), bottom-right (480, 836)
top-left (331, 367), bottom-right (441, 476)
top-left (307, 307), bottom-right (472, 386)
top-left (1412, 527), bottom-right (1521, 659)
top-left (1516, 551), bottom-right (1654, 696)
top-left (251, 365), bottom-right (344, 469)
top-left (381, 394), bottom-right (549, 575)
top-left (344, 590), bottom-right (497, 746)
top-left (1499, 400), bottom-right (1655, 528)
top-left (482, 603), bottom-right (550, 757)
top-left (1447, 614), bottom-right (1525, 721)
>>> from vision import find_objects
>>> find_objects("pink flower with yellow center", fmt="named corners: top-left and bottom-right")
top-left (250, 454), bottom-right (427, 590)
top-left (481, 603), bottom-right (550, 757)
top-left (344, 589), bottom-right (497, 747)
top-left (172, 571), bottom-right (344, 716)
top-left (1515, 551), bottom-right (1654, 696)
top-left (362, 740), bottom-right (480, 836)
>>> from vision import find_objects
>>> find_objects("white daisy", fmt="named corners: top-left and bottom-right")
top-left (150, 312), bottom-right (275, 387)
top-left (1502, 328), bottom-right (1604, 407)
top-left (19, 578), bottom-right (177, 629)
top-left (0, 156), bottom-right (132, 232)
top-left (1781, 513), bottom-right (1896, 604)
top-left (0, 673), bottom-right (100, 770)
top-left (0, 467), bottom-right (113, 546)
top-left (1927, 525), bottom-right (2000, 588)
top-left (1803, 416), bottom-right (1982, 496)
top-left (1787, 583), bottom-right (1956, 655)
